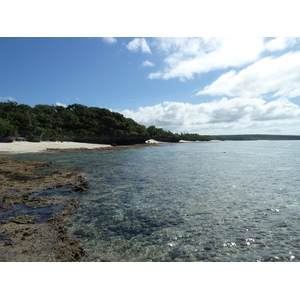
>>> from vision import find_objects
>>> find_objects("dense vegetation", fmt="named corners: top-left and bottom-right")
top-left (0, 101), bottom-right (217, 144)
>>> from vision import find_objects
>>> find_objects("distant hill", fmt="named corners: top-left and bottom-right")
top-left (216, 134), bottom-right (300, 140)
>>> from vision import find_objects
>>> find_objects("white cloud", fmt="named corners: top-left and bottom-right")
top-left (122, 98), bottom-right (300, 135)
top-left (127, 38), bottom-right (152, 54)
top-left (141, 60), bottom-right (155, 67)
top-left (148, 38), bottom-right (300, 91)
top-left (0, 96), bottom-right (16, 101)
top-left (55, 102), bottom-right (67, 108)
top-left (198, 50), bottom-right (300, 98)
top-left (102, 37), bottom-right (117, 44)
top-left (121, 37), bottom-right (300, 135)
top-left (149, 37), bottom-right (267, 81)
top-left (265, 37), bottom-right (299, 52)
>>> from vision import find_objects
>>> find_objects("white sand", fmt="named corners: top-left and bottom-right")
top-left (0, 141), bottom-right (112, 153)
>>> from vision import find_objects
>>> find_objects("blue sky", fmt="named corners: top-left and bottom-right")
top-left (2, 37), bottom-right (300, 135)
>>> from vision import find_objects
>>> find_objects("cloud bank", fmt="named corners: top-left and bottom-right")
top-left (198, 50), bottom-right (300, 98)
top-left (123, 37), bottom-right (300, 135)
top-left (122, 98), bottom-right (300, 135)
top-left (149, 37), bottom-right (299, 82)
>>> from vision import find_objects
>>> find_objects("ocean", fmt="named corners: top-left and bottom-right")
top-left (14, 141), bottom-right (300, 261)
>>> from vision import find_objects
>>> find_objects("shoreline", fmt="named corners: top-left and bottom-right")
top-left (0, 156), bottom-right (91, 261)
top-left (0, 141), bottom-right (112, 154)
top-left (0, 142), bottom-right (157, 261)
top-left (0, 141), bottom-right (157, 154)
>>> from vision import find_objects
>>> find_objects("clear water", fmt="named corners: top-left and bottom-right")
top-left (0, 203), bottom-right (64, 223)
top-left (12, 141), bottom-right (300, 261)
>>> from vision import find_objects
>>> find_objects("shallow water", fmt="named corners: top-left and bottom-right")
top-left (14, 141), bottom-right (300, 261)
top-left (0, 203), bottom-right (64, 223)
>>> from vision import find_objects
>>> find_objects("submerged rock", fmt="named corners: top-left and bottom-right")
top-left (0, 157), bottom-right (89, 262)
top-left (9, 215), bottom-right (38, 224)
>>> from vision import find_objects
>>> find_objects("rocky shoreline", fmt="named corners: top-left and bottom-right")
top-left (0, 156), bottom-right (90, 261)
top-left (0, 143), bottom-right (157, 261)
top-left (44, 143), bottom-right (157, 153)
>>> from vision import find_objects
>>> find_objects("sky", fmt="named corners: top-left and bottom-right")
top-left (2, 37), bottom-right (300, 135)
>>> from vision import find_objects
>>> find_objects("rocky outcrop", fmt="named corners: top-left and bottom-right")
top-left (0, 157), bottom-right (89, 262)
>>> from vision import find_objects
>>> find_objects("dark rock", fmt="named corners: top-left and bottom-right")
top-left (263, 256), bottom-right (280, 262)
top-left (203, 244), bottom-right (213, 251)
top-left (9, 215), bottom-right (38, 224)
top-left (4, 240), bottom-right (13, 246)
top-left (73, 229), bottom-right (85, 236)
top-left (0, 157), bottom-right (89, 261)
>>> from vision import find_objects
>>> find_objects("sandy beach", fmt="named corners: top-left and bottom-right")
top-left (0, 141), bottom-right (112, 154)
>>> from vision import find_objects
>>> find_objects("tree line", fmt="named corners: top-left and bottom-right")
top-left (0, 100), bottom-right (218, 144)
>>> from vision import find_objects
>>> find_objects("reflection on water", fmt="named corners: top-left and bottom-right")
top-left (15, 141), bottom-right (300, 261)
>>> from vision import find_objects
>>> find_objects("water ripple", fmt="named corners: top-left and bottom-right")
top-left (16, 141), bottom-right (300, 261)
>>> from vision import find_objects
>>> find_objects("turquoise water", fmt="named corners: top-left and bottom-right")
top-left (13, 141), bottom-right (300, 261)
